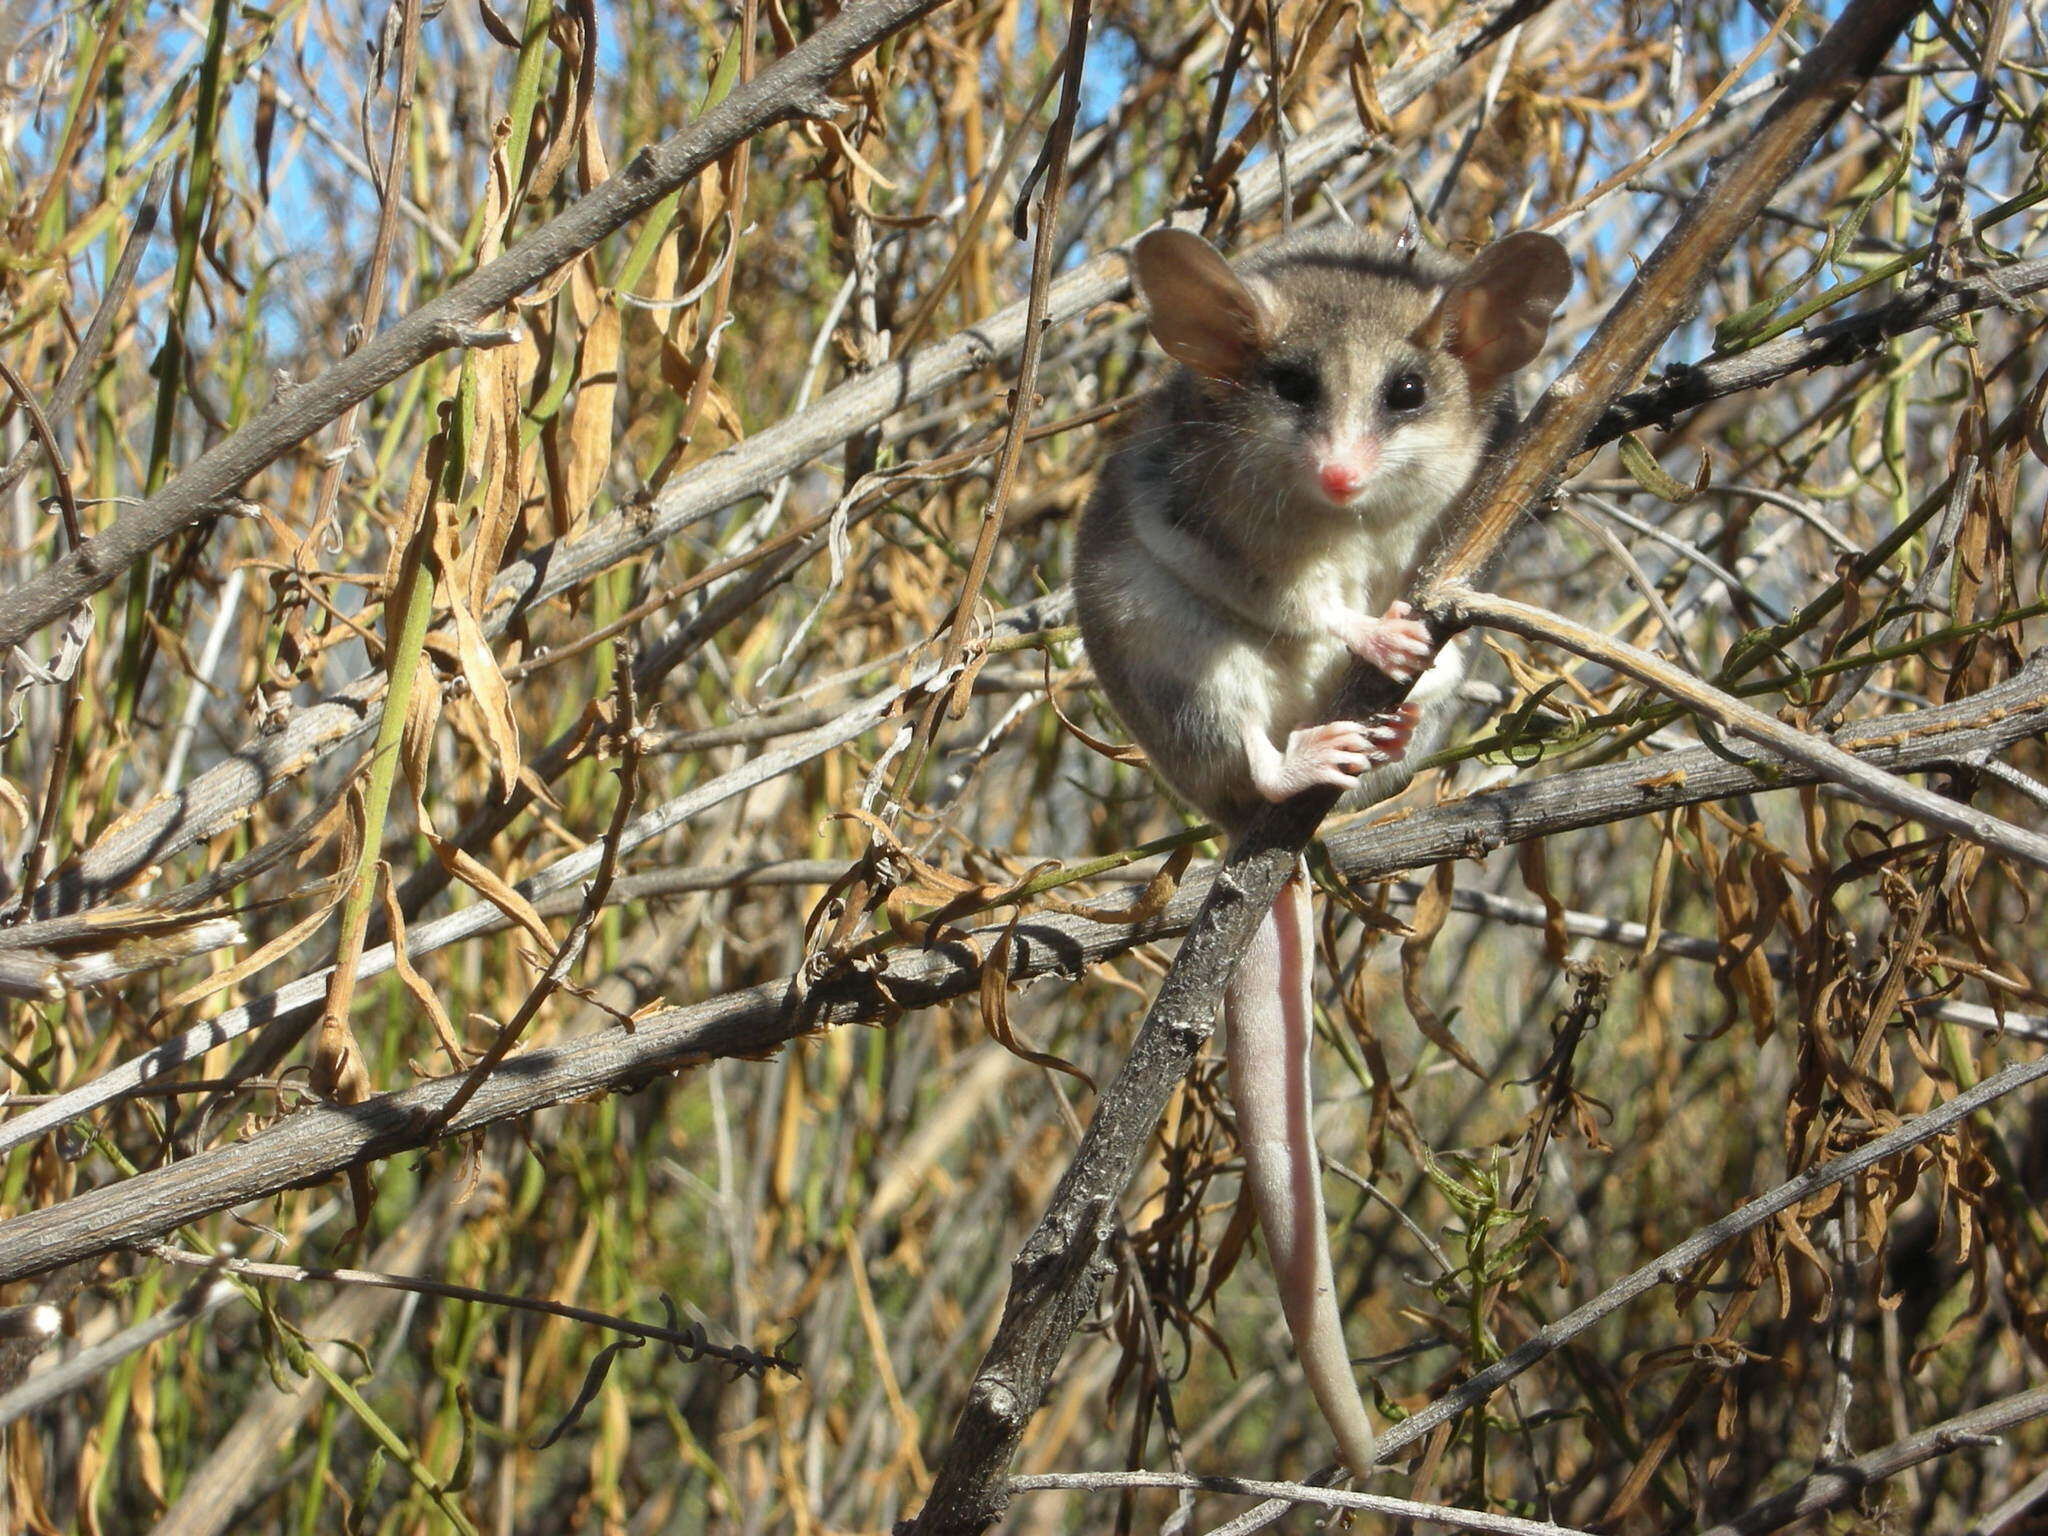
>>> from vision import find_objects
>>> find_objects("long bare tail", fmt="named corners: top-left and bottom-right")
top-left (1223, 870), bottom-right (1378, 1474)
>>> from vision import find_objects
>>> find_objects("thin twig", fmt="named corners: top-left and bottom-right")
top-left (1010, 1468), bottom-right (1599, 1534)
top-left (1963, 1462), bottom-right (2048, 1536)
top-left (0, 654), bottom-right (2037, 1266)
top-left (1442, 586), bottom-right (2048, 874)
top-left (922, 0), bottom-right (1091, 734)
top-left (1213, 1060), bottom-right (2048, 1535)
top-left (284, 0), bottom-right (423, 624)
top-left (0, 1270), bottom-right (239, 1428)
top-left (424, 645), bottom-right (643, 1136)
top-left (1696, 1383), bottom-right (2048, 1536)
top-left (138, 1239), bottom-right (795, 1382)
top-left (0, 164), bottom-right (171, 506)
top-left (0, 0), bottom-right (958, 652)
top-left (0, 355), bottom-right (79, 548)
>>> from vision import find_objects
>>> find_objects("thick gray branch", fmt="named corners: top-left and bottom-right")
top-left (1695, 1384), bottom-right (2048, 1536)
top-left (909, 0), bottom-right (1929, 1525)
top-left (33, 0), bottom-right (1535, 918)
top-left (0, 0), bottom-right (953, 653)
top-left (0, 655), bottom-right (2036, 1284)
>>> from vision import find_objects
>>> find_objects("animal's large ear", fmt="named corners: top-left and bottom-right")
top-left (1130, 228), bottom-right (1271, 381)
top-left (1425, 231), bottom-right (1571, 394)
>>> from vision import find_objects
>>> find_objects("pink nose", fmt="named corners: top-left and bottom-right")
top-left (1318, 461), bottom-right (1366, 500)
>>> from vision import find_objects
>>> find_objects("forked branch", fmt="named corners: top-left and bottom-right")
top-left (0, 0), bottom-right (954, 653)
top-left (1441, 586), bottom-right (2048, 873)
top-left (905, 0), bottom-right (1929, 1527)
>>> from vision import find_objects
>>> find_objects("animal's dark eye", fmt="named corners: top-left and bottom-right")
top-left (1383, 370), bottom-right (1427, 411)
top-left (1266, 362), bottom-right (1320, 407)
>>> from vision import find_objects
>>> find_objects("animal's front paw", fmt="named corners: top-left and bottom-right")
top-left (1254, 717), bottom-right (1412, 803)
top-left (1362, 702), bottom-right (1420, 766)
top-left (1334, 600), bottom-right (1434, 682)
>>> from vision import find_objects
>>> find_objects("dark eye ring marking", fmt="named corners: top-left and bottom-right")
top-left (1266, 362), bottom-right (1320, 407)
top-left (1383, 370), bottom-right (1427, 412)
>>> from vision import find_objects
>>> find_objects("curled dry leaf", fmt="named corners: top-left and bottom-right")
top-left (400, 655), bottom-right (443, 817)
top-left (1708, 837), bottom-right (1789, 1042)
top-left (450, 602), bottom-right (522, 801)
top-left (1401, 860), bottom-right (1483, 1078)
top-left (1041, 844), bottom-right (1194, 925)
top-left (428, 488), bottom-right (522, 800)
top-left (979, 914), bottom-right (1095, 1090)
top-left (422, 829), bottom-right (553, 953)
top-left (158, 899), bottom-right (334, 1013)
top-left (0, 776), bottom-right (31, 838)
top-left (1516, 838), bottom-right (1572, 964)
top-left (908, 860), bottom-right (1059, 942)
top-left (1047, 684), bottom-right (1147, 766)
top-left (464, 346), bottom-right (527, 617)
top-left (562, 301), bottom-right (620, 538)
top-left (378, 860), bottom-right (464, 1069)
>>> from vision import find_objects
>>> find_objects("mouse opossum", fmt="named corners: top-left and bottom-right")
top-left (1074, 223), bottom-right (1569, 1473)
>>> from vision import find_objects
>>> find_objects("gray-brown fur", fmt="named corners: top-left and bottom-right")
top-left (1073, 222), bottom-right (1570, 1476)
top-left (1075, 224), bottom-right (1567, 829)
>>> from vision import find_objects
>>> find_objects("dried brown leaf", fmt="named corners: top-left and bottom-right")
top-left (562, 301), bottom-right (620, 537)
top-left (423, 830), bottom-right (552, 952)
top-left (156, 896), bottom-right (338, 1013)
top-left (377, 859), bottom-right (464, 1069)
top-left (1400, 862), bottom-right (1481, 1076)
top-left (978, 916), bottom-right (1094, 1089)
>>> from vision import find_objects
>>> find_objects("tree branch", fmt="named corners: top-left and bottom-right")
top-left (1586, 255), bottom-right (2048, 448)
top-left (0, 0), bottom-right (955, 653)
top-left (1009, 1468), bottom-right (1600, 1533)
top-left (1443, 587), bottom-right (2048, 873)
top-left (906, 0), bottom-right (1929, 1526)
top-left (1695, 1384), bottom-right (2048, 1536)
top-left (0, 652), bottom-right (2034, 1287)
top-left (33, 0), bottom-right (1542, 919)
